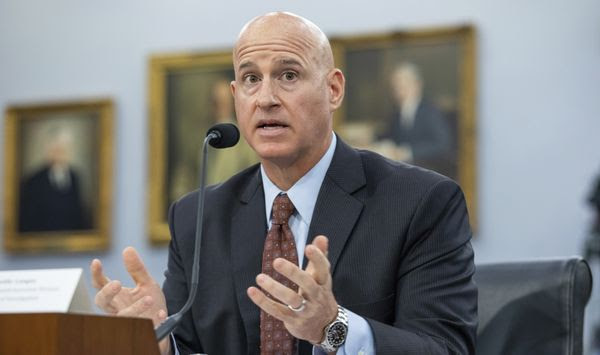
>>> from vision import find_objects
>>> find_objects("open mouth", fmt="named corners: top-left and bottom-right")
top-left (257, 121), bottom-right (288, 130)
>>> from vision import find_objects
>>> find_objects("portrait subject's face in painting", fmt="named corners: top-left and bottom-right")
top-left (45, 128), bottom-right (74, 168)
top-left (391, 63), bottom-right (423, 106)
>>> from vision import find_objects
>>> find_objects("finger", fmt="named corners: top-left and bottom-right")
top-left (256, 273), bottom-right (305, 308)
top-left (155, 309), bottom-right (169, 328)
top-left (272, 258), bottom-right (320, 297)
top-left (247, 286), bottom-right (292, 322)
top-left (157, 309), bottom-right (168, 322)
top-left (117, 295), bottom-right (154, 317)
top-left (304, 243), bottom-right (330, 285)
top-left (90, 259), bottom-right (110, 289)
top-left (312, 235), bottom-right (329, 257)
top-left (123, 247), bottom-right (153, 285)
top-left (304, 235), bottom-right (329, 283)
top-left (94, 280), bottom-right (122, 313)
top-left (149, 308), bottom-right (169, 328)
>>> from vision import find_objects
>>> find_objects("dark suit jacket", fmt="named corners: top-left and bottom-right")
top-left (19, 165), bottom-right (88, 232)
top-left (164, 137), bottom-right (477, 354)
top-left (379, 99), bottom-right (454, 172)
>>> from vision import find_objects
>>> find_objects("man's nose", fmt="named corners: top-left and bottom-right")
top-left (255, 79), bottom-right (280, 110)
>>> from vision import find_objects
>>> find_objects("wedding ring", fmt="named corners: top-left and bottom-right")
top-left (287, 297), bottom-right (306, 312)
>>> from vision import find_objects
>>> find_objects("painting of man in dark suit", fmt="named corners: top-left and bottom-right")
top-left (19, 126), bottom-right (90, 232)
top-left (337, 27), bottom-right (475, 189)
top-left (4, 99), bottom-right (112, 252)
top-left (377, 62), bottom-right (456, 176)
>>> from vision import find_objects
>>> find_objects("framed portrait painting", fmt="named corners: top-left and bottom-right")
top-left (330, 25), bottom-right (478, 227)
top-left (148, 51), bottom-right (257, 243)
top-left (3, 99), bottom-right (113, 252)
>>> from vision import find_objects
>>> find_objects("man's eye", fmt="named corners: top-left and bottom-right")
top-left (243, 74), bottom-right (260, 84)
top-left (282, 71), bottom-right (297, 81)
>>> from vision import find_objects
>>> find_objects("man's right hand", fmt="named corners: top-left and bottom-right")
top-left (91, 246), bottom-right (171, 355)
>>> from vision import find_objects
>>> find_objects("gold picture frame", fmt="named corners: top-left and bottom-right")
top-left (148, 51), bottom-right (257, 244)
top-left (3, 99), bottom-right (113, 252)
top-left (330, 25), bottom-right (478, 228)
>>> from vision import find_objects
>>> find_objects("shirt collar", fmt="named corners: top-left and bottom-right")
top-left (261, 133), bottom-right (337, 227)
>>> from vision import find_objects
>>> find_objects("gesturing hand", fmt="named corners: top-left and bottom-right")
top-left (91, 247), bottom-right (171, 354)
top-left (247, 235), bottom-right (338, 344)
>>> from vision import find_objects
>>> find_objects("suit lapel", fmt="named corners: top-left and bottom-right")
top-left (229, 138), bottom-right (366, 351)
top-left (305, 138), bottom-right (366, 274)
top-left (230, 169), bottom-right (265, 352)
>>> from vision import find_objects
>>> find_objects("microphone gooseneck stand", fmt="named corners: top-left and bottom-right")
top-left (155, 124), bottom-right (239, 341)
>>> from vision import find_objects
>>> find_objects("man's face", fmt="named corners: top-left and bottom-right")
top-left (231, 18), bottom-right (339, 168)
top-left (46, 131), bottom-right (72, 167)
top-left (391, 68), bottom-right (421, 104)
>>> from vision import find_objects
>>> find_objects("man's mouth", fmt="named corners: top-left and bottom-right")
top-left (257, 121), bottom-right (288, 130)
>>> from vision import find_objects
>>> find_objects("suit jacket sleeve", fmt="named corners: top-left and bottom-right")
top-left (366, 179), bottom-right (477, 354)
top-left (163, 199), bottom-right (203, 354)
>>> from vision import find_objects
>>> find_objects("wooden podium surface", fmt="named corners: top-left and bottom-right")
top-left (0, 313), bottom-right (160, 355)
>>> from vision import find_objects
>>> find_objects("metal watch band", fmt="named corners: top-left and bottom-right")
top-left (318, 305), bottom-right (349, 353)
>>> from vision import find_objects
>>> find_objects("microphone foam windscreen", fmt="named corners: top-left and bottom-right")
top-left (207, 123), bottom-right (240, 148)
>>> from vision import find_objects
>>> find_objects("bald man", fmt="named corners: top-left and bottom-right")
top-left (92, 12), bottom-right (476, 355)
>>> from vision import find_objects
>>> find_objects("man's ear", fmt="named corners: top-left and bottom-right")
top-left (328, 69), bottom-right (345, 112)
top-left (230, 80), bottom-right (237, 96)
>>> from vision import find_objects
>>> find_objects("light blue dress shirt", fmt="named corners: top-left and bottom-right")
top-left (261, 133), bottom-right (374, 355)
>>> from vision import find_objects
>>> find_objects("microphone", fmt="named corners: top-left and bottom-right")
top-left (207, 123), bottom-right (240, 148)
top-left (155, 123), bottom-right (240, 341)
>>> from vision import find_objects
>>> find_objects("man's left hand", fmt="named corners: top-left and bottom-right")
top-left (247, 235), bottom-right (338, 344)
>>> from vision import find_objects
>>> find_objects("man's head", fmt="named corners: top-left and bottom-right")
top-left (231, 12), bottom-right (344, 172)
top-left (45, 126), bottom-right (74, 168)
top-left (391, 62), bottom-right (423, 105)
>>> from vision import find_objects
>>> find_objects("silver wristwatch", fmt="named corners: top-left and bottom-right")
top-left (318, 305), bottom-right (349, 352)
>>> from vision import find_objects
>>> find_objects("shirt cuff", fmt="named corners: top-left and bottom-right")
top-left (312, 308), bottom-right (375, 355)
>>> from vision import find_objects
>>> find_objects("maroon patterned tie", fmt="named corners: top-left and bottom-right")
top-left (260, 193), bottom-right (299, 355)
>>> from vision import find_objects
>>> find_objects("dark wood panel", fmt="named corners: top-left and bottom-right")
top-left (0, 313), bottom-right (160, 355)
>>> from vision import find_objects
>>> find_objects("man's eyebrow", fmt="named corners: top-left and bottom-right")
top-left (279, 58), bottom-right (303, 67)
top-left (237, 61), bottom-right (256, 71)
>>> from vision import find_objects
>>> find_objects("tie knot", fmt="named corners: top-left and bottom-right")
top-left (271, 194), bottom-right (295, 225)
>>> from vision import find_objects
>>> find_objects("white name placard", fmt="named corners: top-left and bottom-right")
top-left (0, 268), bottom-right (92, 313)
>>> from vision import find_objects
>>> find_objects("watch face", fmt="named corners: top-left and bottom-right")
top-left (327, 322), bottom-right (348, 346)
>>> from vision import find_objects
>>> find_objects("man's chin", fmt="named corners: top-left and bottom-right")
top-left (254, 145), bottom-right (297, 165)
